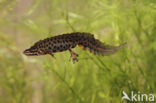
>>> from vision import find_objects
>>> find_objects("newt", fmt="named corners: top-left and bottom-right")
top-left (23, 32), bottom-right (126, 63)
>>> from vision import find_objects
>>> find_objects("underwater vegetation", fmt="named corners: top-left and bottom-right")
top-left (0, 0), bottom-right (156, 103)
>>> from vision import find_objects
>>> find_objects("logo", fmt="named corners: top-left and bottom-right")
top-left (122, 91), bottom-right (155, 102)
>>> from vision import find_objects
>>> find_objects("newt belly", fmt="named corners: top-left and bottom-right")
top-left (23, 32), bottom-right (126, 63)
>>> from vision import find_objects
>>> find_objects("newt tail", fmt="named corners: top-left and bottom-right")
top-left (23, 32), bottom-right (126, 63)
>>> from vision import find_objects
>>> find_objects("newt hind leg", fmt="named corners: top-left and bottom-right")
top-left (69, 49), bottom-right (79, 63)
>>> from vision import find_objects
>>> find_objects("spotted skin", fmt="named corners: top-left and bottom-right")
top-left (23, 32), bottom-right (126, 63)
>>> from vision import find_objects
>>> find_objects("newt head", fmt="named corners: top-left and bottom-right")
top-left (23, 44), bottom-right (45, 56)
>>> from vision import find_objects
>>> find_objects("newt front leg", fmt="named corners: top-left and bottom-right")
top-left (49, 53), bottom-right (56, 59)
top-left (69, 49), bottom-right (79, 63)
